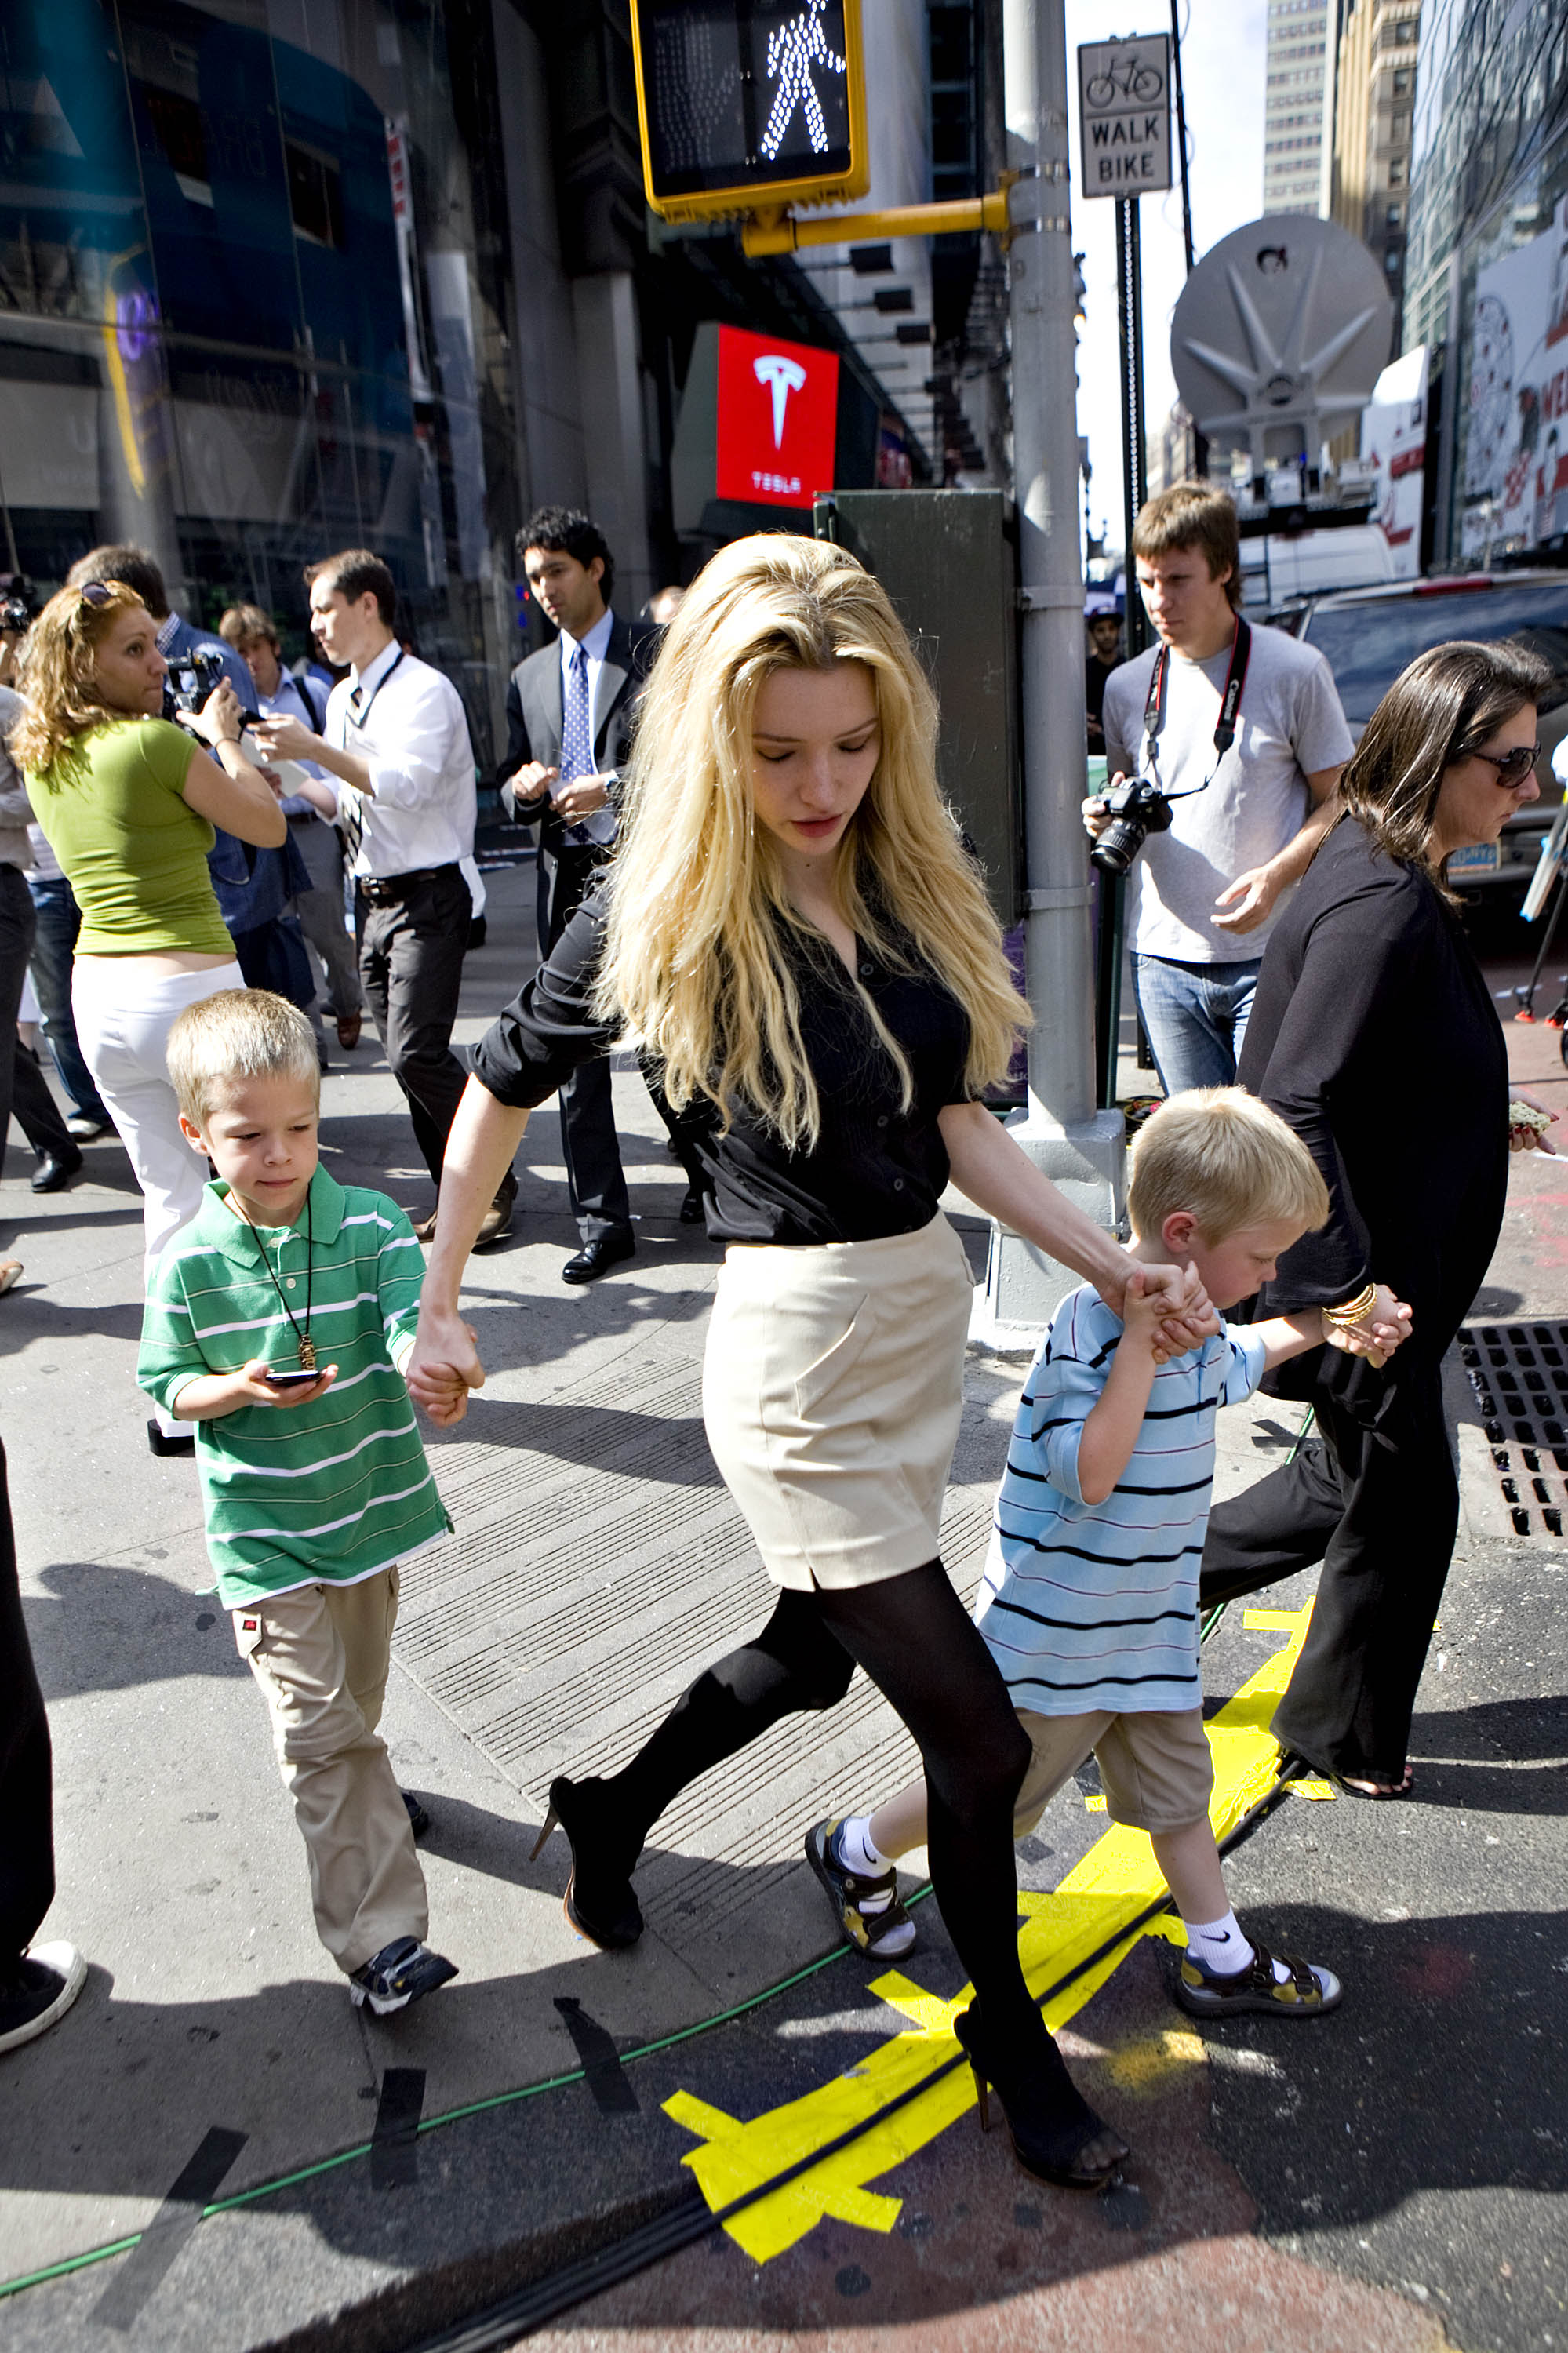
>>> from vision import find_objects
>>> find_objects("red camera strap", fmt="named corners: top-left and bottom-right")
top-left (1142, 616), bottom-right (1252, 776)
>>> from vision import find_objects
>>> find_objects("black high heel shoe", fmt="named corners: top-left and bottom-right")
top-left (954, 2003), bottom-right (1129, 2189)
top-left (529, 1776), bottom-right (644, 1951)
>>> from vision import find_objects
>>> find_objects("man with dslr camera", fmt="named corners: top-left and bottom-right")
top-left (1084, 485), bottom-right (1351, 1095)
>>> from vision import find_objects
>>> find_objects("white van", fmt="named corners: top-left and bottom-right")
top-left (1239, 526), bottom-right (1396, 608)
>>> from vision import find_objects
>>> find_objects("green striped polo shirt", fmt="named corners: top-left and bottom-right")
top-left (138, 1167), bottom-right (452, 1609)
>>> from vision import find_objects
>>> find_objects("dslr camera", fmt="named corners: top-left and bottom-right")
top-left (2, 578), bottom-right (38, 636)
top-left (163, 646), bottom-right (227, 720)
top-left (1090, 776), bottom-right (1173, 877)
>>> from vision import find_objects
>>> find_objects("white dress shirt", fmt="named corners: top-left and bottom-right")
top-left (556, 606), bottom-right (617, 849)
top-left (323, 638), bottom-right (478, 880)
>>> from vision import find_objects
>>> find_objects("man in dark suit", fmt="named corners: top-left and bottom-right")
top-left (499, 508), bottom-right (658, 1283)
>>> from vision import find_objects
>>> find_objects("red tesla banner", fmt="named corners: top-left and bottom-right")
top-left (715, 323), bottom-right (839, 508)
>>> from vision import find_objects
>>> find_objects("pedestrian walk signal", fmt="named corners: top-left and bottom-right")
top-left (629, 0), bottom-right (869, 223)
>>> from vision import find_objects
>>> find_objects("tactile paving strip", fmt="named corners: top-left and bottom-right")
top-left (1459, 1320), bottom-right (1568, 1537)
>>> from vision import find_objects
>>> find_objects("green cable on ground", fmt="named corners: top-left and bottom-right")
top-left (0, 1905), bottom-right (936, 2303)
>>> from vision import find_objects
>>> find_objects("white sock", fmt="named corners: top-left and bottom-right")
top-left (1184, 1909), bottom-right (1290, 1983)
top-left (833, 1816), bottom-right (893, 1907)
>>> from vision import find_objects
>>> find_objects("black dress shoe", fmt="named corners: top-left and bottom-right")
top-left (679, 1183), bottom-right (705, 1224)
top-left (31, 1148), bottom-right (84, 1195)
top-left (561, 1232), bottom-right (635, 1285)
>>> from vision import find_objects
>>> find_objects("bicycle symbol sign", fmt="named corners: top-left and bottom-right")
top-left (1077, 34), bottom-right (1172, 199)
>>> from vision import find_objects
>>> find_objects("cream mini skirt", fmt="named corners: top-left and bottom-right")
top-left (701, 1213), bottom-right (976, 1591)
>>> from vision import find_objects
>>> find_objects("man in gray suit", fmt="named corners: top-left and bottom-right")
top-left (499, 508), bottom-right (659, 1283)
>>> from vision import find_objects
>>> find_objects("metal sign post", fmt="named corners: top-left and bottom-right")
top-left (1079, 35), bottom-right (1170, 1114)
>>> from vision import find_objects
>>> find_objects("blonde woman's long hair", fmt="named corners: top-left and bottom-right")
top-left (598, 533), bottom-right (1028, 1149)
top-left (10, 580), bottom-right (151, 782)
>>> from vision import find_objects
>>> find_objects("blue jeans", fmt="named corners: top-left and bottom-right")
top-left (1131, 952), bottom-right (1264, 1096)
top-left (26, 875), bottom-right (110, 1124)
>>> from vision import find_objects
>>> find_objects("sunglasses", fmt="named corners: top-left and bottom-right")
top-left (78, 580), bottom-right (113, 608)
top-left (1465, 742), bottom-right (1540, 787)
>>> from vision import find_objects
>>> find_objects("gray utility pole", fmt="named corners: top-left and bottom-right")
top-left (977, 0), bottom-right (1124, 1344)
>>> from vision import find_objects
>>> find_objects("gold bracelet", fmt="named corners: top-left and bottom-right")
top-left (1323, 1282), bottom-right (1377, 1326)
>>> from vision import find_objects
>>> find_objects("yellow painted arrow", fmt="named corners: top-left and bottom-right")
top-left (664, 1600), bottom-right (1322, 2263)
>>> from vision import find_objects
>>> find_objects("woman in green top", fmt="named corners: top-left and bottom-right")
top-left (14, 579), bottom-right (286, 1452)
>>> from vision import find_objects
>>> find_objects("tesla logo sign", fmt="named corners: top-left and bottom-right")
top-left (716, 324), bottom-right (838, 507)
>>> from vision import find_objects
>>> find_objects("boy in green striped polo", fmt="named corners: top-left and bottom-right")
top-left (138, 990), bottom-right (457, 2016)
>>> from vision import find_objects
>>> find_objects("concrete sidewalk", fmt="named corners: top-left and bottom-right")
top-left (1, 863), bottom-right (1564, 2352)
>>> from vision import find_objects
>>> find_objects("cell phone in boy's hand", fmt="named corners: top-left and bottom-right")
top-left (261, 1367), bottom-right (320, 1388)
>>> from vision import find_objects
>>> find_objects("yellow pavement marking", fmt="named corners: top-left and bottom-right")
top-left (1287, 1778), bottom-right (1338, 1801)
top-left (663, 1601), bottom-right (1315, 2262)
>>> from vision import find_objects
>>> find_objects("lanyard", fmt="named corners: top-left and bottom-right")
top-left (344, 647), bottom-right (406, 737)
top-left (1142, 616), bottom-right (1252, 783)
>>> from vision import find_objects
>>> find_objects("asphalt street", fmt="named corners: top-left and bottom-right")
top-left (1, 857), bottom-right (1564, 2353)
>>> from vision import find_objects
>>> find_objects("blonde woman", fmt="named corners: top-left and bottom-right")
top-left (13, 580), bottom-right (285, 1452)
top-left (407, 536), bottom-right (1211, 2190)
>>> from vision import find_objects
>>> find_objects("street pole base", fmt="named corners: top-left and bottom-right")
top-left (970, 1107), bottom-right (1125, 1354)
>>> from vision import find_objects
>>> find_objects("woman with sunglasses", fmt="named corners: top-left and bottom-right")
top-left (1199, 638), bottom-right (1555, 1796)
top-left (11, 580), bottom-right (285, 1452)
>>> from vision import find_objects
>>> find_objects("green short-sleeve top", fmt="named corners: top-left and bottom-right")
top-left (26, 718), bottom-right (234, 956)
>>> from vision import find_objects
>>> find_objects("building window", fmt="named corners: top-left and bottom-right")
top-left (1388, 155), bottom-right (1406, 186)
top-left (1392, 67), bottom-right (1411, 93)
top-left (286, 141), bottom-right (344, 249)
top-left (1393, 16), bottom-right (1415, 37)
top-left (1387, 199), bottom-right (1403, 226)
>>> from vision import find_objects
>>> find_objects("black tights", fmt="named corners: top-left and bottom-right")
top-left (602, 1562), bottom-right (1041, 2040)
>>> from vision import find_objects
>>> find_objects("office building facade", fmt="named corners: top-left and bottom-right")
top-left (1330, 0), bottom-right (1421, 334)
top-left (1264, 0), bottom-right (1337, 216)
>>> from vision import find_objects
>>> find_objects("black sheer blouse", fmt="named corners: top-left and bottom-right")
top-left (471, 882), bottom-right (975, 1246)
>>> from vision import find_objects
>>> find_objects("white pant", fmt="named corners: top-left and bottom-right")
top-left (71, 958), bottom-right (244, 1275)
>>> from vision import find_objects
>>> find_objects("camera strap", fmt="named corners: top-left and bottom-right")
top-left (1142, 616), bottom-right (1252, 781)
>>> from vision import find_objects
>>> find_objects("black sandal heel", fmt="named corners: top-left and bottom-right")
top-left (955, 2004), bottom-right (1129, 2190)
top-left (529, 1775), bottom-right (644, 1951)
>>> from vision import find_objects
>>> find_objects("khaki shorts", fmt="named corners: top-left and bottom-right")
top-left (1013, 1705), bottom-right (1214, 1838)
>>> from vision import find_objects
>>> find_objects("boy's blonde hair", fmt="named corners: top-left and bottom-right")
top-left (1126, 1088), bottom-right (1329, 1244)
top-left (596, 532), bottom-right (1028, 1151)
top-left (166, 990), bottom-right (320, 1129)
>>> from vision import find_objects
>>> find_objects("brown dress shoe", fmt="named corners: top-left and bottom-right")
top-left (336, 1011), bottom-right (363, 1050)
top-left (412, 1207), bottom-right (439, 1243)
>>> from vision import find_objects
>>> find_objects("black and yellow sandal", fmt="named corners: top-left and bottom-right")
top-left (1175, 1943), bottom-right (1341, 2020)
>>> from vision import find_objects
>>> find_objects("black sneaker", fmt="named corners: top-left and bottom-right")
top-left (347, 1937), bottom-right (457, 2017)
top-left (0, 1943), bottom-right (87, 2055)
top-left (147, 1420), bottom-right (195, 1458)
top-left (401, 1790), bottom-right (430, 1838)
top-left (804, 1820), bottom-right (916, 1961)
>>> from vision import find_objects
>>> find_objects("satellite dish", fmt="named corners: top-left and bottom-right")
top-left (1170, 216), bottom-right (1393, 491)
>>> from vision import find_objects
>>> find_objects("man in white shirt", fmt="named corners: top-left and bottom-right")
top-left (1086, 485), bottom-right (1352, 1096)
top-left (220, 602), bottom-right (365, 1053)
top-left (253, 549), bottom-right (515, 1244)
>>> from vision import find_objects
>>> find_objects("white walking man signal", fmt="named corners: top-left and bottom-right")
top-left (759, 2), bottom-right (846, 162)
top-left (754, 354), bottom-right (808, 448)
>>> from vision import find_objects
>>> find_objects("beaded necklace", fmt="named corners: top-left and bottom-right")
top-left (231, 1187), bottom-right (316, 1371)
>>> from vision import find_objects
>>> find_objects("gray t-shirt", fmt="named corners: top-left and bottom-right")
top-left (0, 682), bottom-right (32, 872)
top-left (1101, 621), bottom-right (1352, 963)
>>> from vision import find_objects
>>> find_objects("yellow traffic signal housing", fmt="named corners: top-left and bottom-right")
top-left (629, 0), bottom-right (870, 224)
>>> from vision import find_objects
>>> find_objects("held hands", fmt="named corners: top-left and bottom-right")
top-left (1213, 862), bottom-right (1285, 936)
top-left (405, 1308), bottom-right (486, 1427)
top-left (1118, 1266), bottom-right (1170, 1356)
top-left (1097, 1256), bottom-right (1220, 1362)
top-left (1322, 1282), bottom-right (1412, 1371)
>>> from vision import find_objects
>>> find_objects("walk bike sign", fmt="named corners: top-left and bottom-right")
top-left (1077, 34), bottom-right (1173, 198)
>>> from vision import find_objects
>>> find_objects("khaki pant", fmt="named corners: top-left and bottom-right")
top-left (1013, 1705), bottom-right (1214, 1839)
top-left (233, 1569), bottom-right (427, 1973)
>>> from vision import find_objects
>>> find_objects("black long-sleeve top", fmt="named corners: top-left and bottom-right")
top-left (471, 882), bottom-right (975, 1246)
top-left (1239, 816), bottom-right (1508, 1358)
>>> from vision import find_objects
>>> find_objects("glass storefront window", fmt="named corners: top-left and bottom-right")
top-left (0, 0), bottom-right (522, 763)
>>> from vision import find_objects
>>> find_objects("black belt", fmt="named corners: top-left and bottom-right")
top-left (356, 862), bottom-right (461, 904)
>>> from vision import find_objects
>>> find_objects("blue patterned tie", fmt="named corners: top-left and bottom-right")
top-left (560, 643), bottom-right (592, 784)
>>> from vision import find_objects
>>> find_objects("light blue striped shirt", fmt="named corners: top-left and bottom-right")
top-left (975, 1283), bottom-right (1266, 1715)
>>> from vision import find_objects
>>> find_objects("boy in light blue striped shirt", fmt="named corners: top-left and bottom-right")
top-left (811, 1091), bottom-right (1407, 2019)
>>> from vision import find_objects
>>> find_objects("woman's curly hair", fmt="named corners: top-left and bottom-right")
top-left (10, 580), bottom-right (151, 783)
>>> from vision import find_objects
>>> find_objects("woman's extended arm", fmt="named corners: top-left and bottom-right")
top-left (937, 1100), bottom-right (1213, 1344)
top-left (404, 1076), bottom-right (532, 1424)
top-left (179, 684), bottom-right (286, 847)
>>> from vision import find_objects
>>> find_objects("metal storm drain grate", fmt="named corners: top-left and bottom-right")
top-left (1461, 1322), bottom-right (1568, 1537)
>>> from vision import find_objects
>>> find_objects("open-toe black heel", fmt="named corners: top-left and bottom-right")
top-left (955, 2003), bottom-right (1128, 2189)
top-left (529, 1775), bottom-right (644, 1951)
